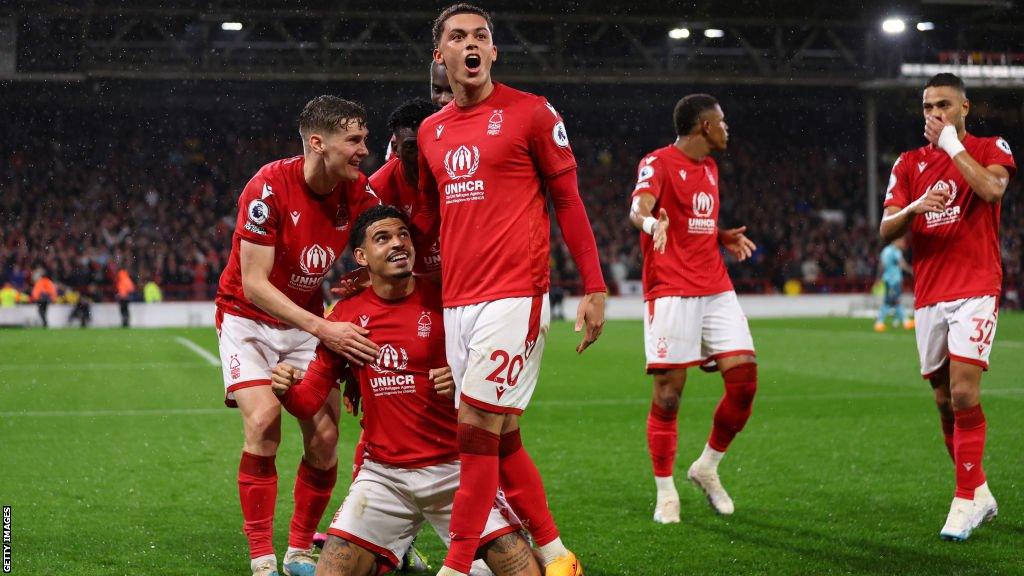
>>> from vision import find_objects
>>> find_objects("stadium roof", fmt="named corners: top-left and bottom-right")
top-left (3, 1), bottom-right (1021, 85)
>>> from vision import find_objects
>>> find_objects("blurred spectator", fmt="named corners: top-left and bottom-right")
top-left (144, 278), bottom-right (163, 303)
top-left (30, 269), bottom-right (58, 328)
top-left (115, 268), bottom-right (136, 327)
top-left (1, 282), bottom-right (26, 307)
top-left (68, 284), bottom-right (95, 328)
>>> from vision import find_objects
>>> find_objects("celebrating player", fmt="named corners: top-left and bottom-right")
top-left (628, 94), bottom-right (759, 524)
top-left (874, 236), bottom-right (913, 332)
top-left (415, 4), bottom-right (607, 576)
top-left (215, 95), bottom-right (381, 576)
top-left (879, 73), bottom-right (1015, 541)
top-left (272, 205), bottom-right (542, 576)
top-left (371, 99), bottom-right (439, 219)
top-left (431, 61), bottom-right (456, 107)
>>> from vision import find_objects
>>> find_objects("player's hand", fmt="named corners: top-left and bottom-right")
top-left (652, 208), bottom-right (670, 254)
top-left (575, 291), bottom-right (606, 354)
top-left (330, 267), bottom-right (370, 300)
top-left (342, 377), bottom-right (361, 416)
top-left (720, 226), bottom-right (757, 262)
top-left (924, 114), bottom-right (949, 146)
top-left (270, 363), bottom-right (304, 397)
top-left (910, 185), bottom-right (952, 215)
top-left (429, 366), bottom-right (455, 399)
top-left (317, 321), bottom-right (379, 366)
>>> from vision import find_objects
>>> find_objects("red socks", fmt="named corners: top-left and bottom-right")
top-left (288, 459), bottom-right (338, 549)
top-left (708, 363), bottom-right (758, 452)
top-left (499, 429), bottom-right (561, 547)
top-left (953, 404), bottom-right (987, 499)
top-left (445, 424), bottom-right (500, 574)
top-left (940, 413), bottom-right (955, 461)
top-left (647, 403), bottom-right (678, 477)
top-left (238, 451), bottom-right (278, 559)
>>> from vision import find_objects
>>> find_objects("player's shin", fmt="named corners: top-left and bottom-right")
top-left (239, 451), bottom-right (278, 559)
top-left (446, 424), bottom-right (501, 574)
top-left (707, 363), bottom-right (758, 455)
top-left (497, 429), bottom-right (566, 564)
top-left (953, 404), bottom-right (987, 499)
top-left (288, 458), bottom-right (338, 550)
top-left (938, 406), bottom-right (955, 462)
top-left (647, 402), bottom-right (679, 480)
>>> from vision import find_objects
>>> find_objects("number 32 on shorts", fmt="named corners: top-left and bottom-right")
top-left (969, 316), bottom-right (995, 346)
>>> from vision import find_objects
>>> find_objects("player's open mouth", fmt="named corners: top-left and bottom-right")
top-left (386, 251), bottom-right (409, 263)
top-left (465, 54), bottom-right (481, 73)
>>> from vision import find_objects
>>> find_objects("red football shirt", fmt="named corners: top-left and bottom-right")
top-left (370, 157), bottom-right (441, 273)
top-left (416, 83), bottom-right (578, 307)
top-left (283, 280), bottom-right (457, 468)
top-left (369, 157), bottom-right (418, 218)
top-left (884, 134), bottom-right (1016, 308)
top-left (216, 156), bottom-right (381, 325)
top-left (631, 144), bottom-right (733, 300)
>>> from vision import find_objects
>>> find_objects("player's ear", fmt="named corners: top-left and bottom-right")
top-left (433, 48), bottom-right (444, 65)
top-left (353, 247), bottom-right (368, 267)
top-left (962, 97), bottom-right (970, 119)
top-left (308, 133), bottom-right (324, 154)
top-left (491, 44), bottom-right (498, 63)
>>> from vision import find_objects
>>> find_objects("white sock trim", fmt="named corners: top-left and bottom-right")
top-left (655, 475), bottom-right (676, 493)
top-left (699, 443), bottom-right (726, 468)
top-left (250, 554), bottom-right (277, 569)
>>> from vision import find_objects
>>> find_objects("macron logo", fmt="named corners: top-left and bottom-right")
top-left (436, 125), bottom-right (445, 140)
top-left (963, 462), bottom-right (975, 471)
top-left (290, 211), bottom-right (300, 226)
top-left (261, 182), bottom-right (273, 199)
top-left (918, 162), bottom-right (927, 173)
top-left (358, 315), bottom-right (370, 327)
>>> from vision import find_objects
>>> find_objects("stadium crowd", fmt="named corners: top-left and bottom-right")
top-left (2, 101), bottom-right (1021, 305)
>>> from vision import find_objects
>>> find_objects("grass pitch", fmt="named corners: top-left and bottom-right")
top-left (1, 317), bottom-right (1022, 575)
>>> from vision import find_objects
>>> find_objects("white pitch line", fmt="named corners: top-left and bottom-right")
top-left (174, 336), bottom-right (221, 367)
top-left (0, 362), bottom-right (212, 372)
top-left (0, 407), bottom-right (229, 418)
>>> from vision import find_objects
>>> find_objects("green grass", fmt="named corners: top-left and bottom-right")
top-left (1, 317), bottom-right (1022, 575)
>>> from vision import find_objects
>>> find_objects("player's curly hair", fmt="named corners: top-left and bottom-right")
top-left (387, 98), bottom-right (438, 135)
top-left (673, 94), bottom-right (719, 136)
top-left (432, 3), bottom-right (494, 47)
top-left (298, 95), bottom-right (366, 139)
top-left (925, 73), bottom-right (966, 95)
top-left (350, 204), bottom-right (410, 252)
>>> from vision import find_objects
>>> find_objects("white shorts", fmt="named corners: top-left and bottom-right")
top-left (328, 459), bottom-right (521, 568)
top-left (643, 291), bottom-right (755, 373)
top-left (217, 311), bottom-right (318, 406)
top-left (914, 296), bottom-right (999, 378)
top-left (445, 295), bottom-right (550, 415)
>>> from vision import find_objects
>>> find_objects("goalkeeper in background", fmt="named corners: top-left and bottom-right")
top-left (874, 236), bottom-right (913, 332)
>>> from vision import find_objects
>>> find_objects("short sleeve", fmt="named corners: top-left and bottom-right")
top-left (985, 137), bottom-right (1016, 180)
top-left (883, 154), bottom-right (910, 209)
top-left (235, 173), bottom-right (280, 245)
top-left (630, 155), bottom-right (667, 202)
top-left (528, 98), bottom-right (577, 179)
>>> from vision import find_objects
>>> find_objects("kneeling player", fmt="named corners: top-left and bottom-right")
top-left (273, 205), bottom-right (541, 576)
top-left (629, 94), bottom-right (759, 523)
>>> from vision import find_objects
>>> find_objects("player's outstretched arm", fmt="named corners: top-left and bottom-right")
top-left (629, 194), bottom-right (669, 254)
top-left (718, 226), bottom-right (757, 262)
top-left (547, 169), bottom-right (608, 354)
top-left (241, 241), bottom-right (380, 365)
top-left (926, 119), bottom-right (1010, 203)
